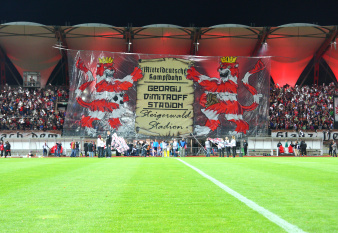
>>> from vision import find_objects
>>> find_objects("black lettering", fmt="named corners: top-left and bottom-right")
top-left (323, 131), bottom-right (330, 141)
top-left (276, 132), bottom-right (284, 137)
top-left (149, 121), bottom-right (160, 130)
top-left (333, 133), bottom-right (338, 140)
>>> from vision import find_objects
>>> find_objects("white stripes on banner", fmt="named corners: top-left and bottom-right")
top-left (176, 158), bottom-right (306, 233)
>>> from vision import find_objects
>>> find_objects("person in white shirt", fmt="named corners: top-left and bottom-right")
top-left (218, 139), bottom-right (225, 157)
top-left (333, 141), bottom-right (337, 157)
top-left (231, 136), bottom-right (236, 158)
top-left (224, 137), bottom-right (231, 157)
top-left (205, 138), bottom-right (211, 157)
top-left (161, 141), bottom-right (168, 157)
top-left (97, 135), bottom-right (104, 158)
top-left (42, 142), bottom-right (49, 157)
top-left (172, 139), bottom-right (179, 157)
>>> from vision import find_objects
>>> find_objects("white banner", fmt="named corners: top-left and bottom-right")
top-left (0, 131), bottom-right (61, 140)
top-left (272, 130), bottom-right (338, 141)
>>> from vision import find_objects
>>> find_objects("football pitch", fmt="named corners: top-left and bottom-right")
top-left (0, 157), bottom-right (337, 233)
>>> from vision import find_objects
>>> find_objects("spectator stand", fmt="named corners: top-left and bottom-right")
top-left (0, 85), bottom-right (68, 132)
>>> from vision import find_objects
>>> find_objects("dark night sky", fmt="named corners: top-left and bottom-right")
top-left (0, 0), bottom-right (336, 27)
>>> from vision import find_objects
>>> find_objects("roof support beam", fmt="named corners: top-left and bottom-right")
top-left (54, 26), bottom-right (69, 85)
top-left (0, 47), bottom-right (5, 86)
top-left (319, 59), bottom-right (338, 85)
top-left (251, 27), bottom-right (270, 57)
top-left (125, 25), bottom-right (132, 53)
top-left (190, 27), bottom-right (201, 55)
top-left (5, 62), bottom-right (21, 85)
top-left (0, 46), bottom-right (21, 86)
top-left (314, 26), bottom-right (338, 62)
top-left (313, 26), bottom-right (338, 84)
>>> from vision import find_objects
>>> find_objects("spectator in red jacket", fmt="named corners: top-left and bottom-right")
top-left (0, 140), bottom-right (4, 157)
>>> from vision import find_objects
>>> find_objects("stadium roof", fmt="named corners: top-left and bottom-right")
top-left (0, 22), bottom-right (337, 87)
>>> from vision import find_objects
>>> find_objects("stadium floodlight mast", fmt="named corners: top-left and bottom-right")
top-left (53, 39), bottom-right (66, 52)
top-left (127, 41), bottom-right (132, 53)
top-left (194, 41), bottom-right (200, 53)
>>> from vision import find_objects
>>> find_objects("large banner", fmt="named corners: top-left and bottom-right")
top-left (63, 51), bottom-right (270, 139)
top-left (137, 58), bottom-right (194, 136)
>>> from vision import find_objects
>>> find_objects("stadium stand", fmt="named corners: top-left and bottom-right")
top-left (269, 83), bottom-right (336, 131)
top-left (1, 82), bottom-right (336, 134)
top-left (0, 84), bottom-right (68, 131)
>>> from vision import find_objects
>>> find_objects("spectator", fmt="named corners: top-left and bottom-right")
top-left (180, 139), bottom-right (187, 157)
top-left (136, 141), bottom-right (141, 156)
top-left (329, 140), bottom-right (333, 156)
top-left (294, 140), bottom-right (300, 157)
top-left (152, 139), bottom-right (159, 156)
top-left (97, 135), bottom-right (104, 158)
top-left (205, 138), bottom-right (211, 157)
top-left (225, 137), bottom-right (231, 157)
top-left (300, 140), bottom-right (307, 156)
top-left (56, 142), bottom-right (62, 157)
top-left (84, 141), bottom-right (88, 157)
top-left (42, 141), bottom-right (49, 157)
top-left (70, 141), bottom-right (76, 157)
top-left (0, 141), bottom-right (4, 157)
top-left (231, 136), bottom-right (236, 158)
top-left (333, 141), bottom-right (337, 157)
top-left (88, 141), bottom-right (94, 157)
top-left (243, 140), bottom-right (248, 156)
top-left (173, 139), bottom-right (179, 157)
top-left (75, 142), bottom-right (80, 157)
top-left (4, 141), bottom-right (11, 158)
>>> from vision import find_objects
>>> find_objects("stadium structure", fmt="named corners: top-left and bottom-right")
top-left (1, 22), bottom-right (338, 233)
top-left (0, 22), bottom-right (337, 157)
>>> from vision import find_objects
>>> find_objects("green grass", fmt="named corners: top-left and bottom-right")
top-left (0, 157), bottom-right (337, 232)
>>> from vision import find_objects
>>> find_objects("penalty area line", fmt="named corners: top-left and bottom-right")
top-left (176, 158), bottom-right (306, 233)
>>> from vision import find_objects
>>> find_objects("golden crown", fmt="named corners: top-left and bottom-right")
top-left (221, 56), bottom-right (237, 63)
top-left (99, 57), bottom-right (114, 64)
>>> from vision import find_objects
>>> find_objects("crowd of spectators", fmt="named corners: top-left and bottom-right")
top-left (269, 83), bottom-right (337, 131)
top-left (0, 84), bottom-right (68, 131)
top-left (1, 82), bottom-right (338, 132)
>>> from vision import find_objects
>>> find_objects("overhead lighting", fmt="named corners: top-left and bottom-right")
top-left (332, 39), bottom-right (337, 50)
top-left (53, 40), bottom-right (66, 50)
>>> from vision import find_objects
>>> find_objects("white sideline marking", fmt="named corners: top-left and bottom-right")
top-left (176, 158), bottom-right (306, 233)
